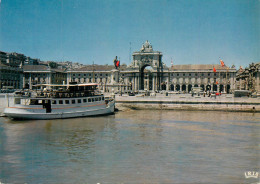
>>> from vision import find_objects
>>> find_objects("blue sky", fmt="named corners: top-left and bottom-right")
top-left (0, 0), bottom-right (259, 68)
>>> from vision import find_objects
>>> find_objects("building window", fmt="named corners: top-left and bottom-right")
top-left (183, 74), bottom-right (185, 76)
top-left (65, 100), bottom-right (70, 104)
top-left (177, 74), bottom-right (179, 76)
top-left (189, 73), bottom-right (191, 76)
top-left (78, 99), bottom-right (81, 103)
top-left (59, 100), bottom-right (63, 104)
top-left (83, 99), bottom-right (87, 103)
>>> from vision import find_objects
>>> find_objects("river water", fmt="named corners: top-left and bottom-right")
top-left (0, 110), bottom-right (259, 184)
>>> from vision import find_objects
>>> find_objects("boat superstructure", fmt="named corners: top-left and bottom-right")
top-left (4, 83), bottom-right (115, 120)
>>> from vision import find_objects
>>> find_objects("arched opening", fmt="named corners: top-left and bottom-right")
top-left (227, 85), bottom-right (230, 93)
top-left (182, 84), bottom-right (186, 92)
top-left (170, 84), bottom-right (174, 91)
top-left (25, 83), bottom-right (29, 89)
top-left (194, 84), bottom-right (198, 87)
top-left (206, 85), bottom-right (211, 91)
top-left (140, 65), bottom-right (153, 90)
top-left (213, 84), bottom-right (217, 92)
top-left (188, 84), bottom-right (192, 92)
top-left (201, 84), bottom-right (205, 91)
top-left (220, 85), bottom-right (224, 92)
top-left (176, 84), bottom-right (180, 91)
top-left (161, 83), bottom-right (166, 90)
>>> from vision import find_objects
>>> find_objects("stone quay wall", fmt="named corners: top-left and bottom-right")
top-left (115, 94), bottom-right (260, 112)
top-left (1, 94), bottom-right (260, 117)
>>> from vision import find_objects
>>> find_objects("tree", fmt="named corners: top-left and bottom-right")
top-left (49, 62), bottom-right (57, 68)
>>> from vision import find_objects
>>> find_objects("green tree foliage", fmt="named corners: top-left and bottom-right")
top-left (49, 62), bottom-right (57, 68)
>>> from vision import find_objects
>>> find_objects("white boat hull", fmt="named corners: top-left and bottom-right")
top-left (4, 101), bottom-right (115, 120)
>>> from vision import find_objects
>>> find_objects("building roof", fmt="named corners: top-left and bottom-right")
top-left (0, 63), bottom-right (23, 72)
top-left (23, 65), bottom-right (49, 71)
top-left (70, 64), bottom-right (128, 72)
top-left (171, 64), bottom-right (234, 71)
top-left (23, 65), bottom-right (66, 72)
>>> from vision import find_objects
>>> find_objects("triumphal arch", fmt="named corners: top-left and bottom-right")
top-left (127, 40), bottom-right (164, 91)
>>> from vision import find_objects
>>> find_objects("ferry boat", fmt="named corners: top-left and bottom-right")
top-left (4, 83), bottom-right (115, 120)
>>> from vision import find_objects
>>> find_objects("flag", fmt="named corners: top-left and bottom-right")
top-left (216, 81), bottom-right (218, 84)
top-left (213, 67), bottom-right (216, 73)
top-left (220, 59), bottom-right (225, 67)
top-left (116, 60), bottom-right (120, 67)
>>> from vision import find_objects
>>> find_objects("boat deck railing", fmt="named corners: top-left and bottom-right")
top-left (14, 90), bottom-right (103, 99)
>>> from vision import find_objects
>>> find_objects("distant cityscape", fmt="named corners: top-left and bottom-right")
top-left (0, 41), bottom-right (259, 94)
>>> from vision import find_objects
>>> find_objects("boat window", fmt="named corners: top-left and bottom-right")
top-left (14, 98), bottom-right (21, 104)
top-left (95, 98), bottom-right (98, 101)
top-left (59, 100), bottom-right (63, 104)
top-left (102, 97), bottom-right (104, 101)
top-left (92, 98), bottom-right (95, 102)
top-left (78, 99), bottom-right (81, 103)
top-left (65, 100), bottom-right (70, 104)
top-left (88, 98), bottom-right (91, 102)
top-left (72, 100), bottom-right (76, 104)
top-left (83, 99), bottom-right (87, 103)
top-left (30, 99), bottom-right (36, 105)
top-left (98, 97), bottom-right (101, 101)
top-left (52, 100), bottom-right (57, 104)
